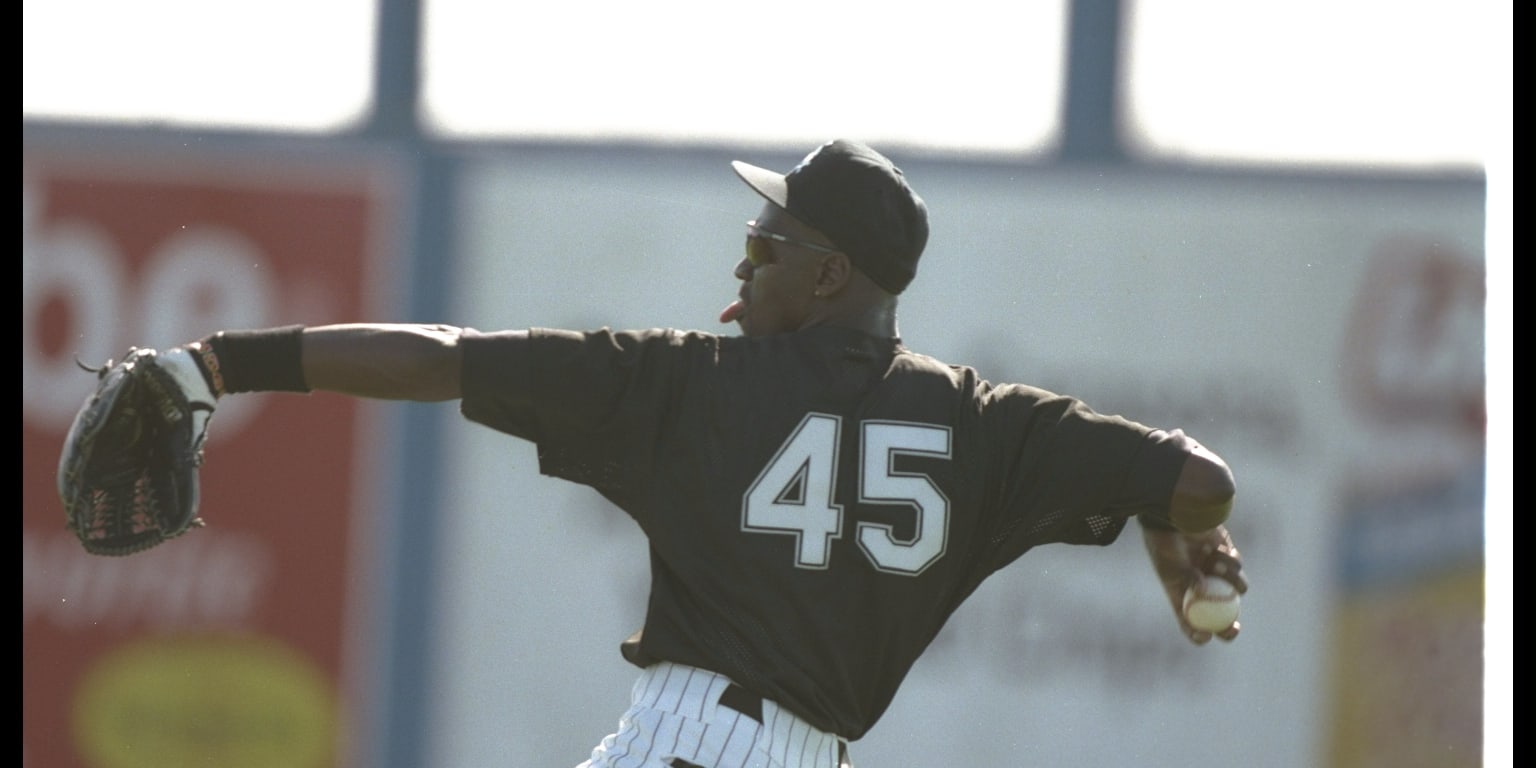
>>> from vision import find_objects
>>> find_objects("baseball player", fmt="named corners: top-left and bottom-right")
top-left (129, 139), bottom-right (1245, 767)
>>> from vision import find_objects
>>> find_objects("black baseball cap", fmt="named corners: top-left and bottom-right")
top-left (732, 139), bottom-right (929, 295)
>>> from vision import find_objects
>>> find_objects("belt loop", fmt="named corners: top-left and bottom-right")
top-left (717, 682), bottom-right (764, 724)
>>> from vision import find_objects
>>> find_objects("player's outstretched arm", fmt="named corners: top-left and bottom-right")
top-left (299, 323), bottom-right (468, 401)
top-left (57, 323), bottom-right (475, 557)
top-left (184, 323), bottom-right (476, 403)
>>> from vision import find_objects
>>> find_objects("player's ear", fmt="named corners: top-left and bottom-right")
top-left (815, 252), bottom-right (854, 297)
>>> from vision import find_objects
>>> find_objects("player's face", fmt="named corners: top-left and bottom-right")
top-left (724, 204), bottom-right (834, 337)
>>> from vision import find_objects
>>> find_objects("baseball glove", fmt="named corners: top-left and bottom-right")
top-left (56, 347), bottom-right (218, 556)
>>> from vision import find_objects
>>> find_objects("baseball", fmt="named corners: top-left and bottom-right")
top-left (1183, 576), bottom-right (1241, 632)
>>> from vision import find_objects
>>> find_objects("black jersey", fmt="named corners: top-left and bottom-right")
top-left (459, 324), bottom-right (1189, 740)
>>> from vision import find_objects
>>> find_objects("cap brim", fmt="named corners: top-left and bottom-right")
top-left (731, 160), bottom-right (790, 209)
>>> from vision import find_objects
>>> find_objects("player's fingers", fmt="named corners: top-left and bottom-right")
top-left (1200, 547), bottom-right (1247, 594)
top-left (1223, 569), bottom-right (1249, 595)
top-left (1215, 620), bottom-right (1241, 643)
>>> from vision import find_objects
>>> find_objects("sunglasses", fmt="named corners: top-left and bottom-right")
top-left (745, 220), bottom-right (841, 268)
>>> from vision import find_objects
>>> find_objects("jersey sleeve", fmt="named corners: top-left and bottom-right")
top-left (980, 384), bottom-right (1189, 564)
top-left (457, 327), bottom-right (698, 504)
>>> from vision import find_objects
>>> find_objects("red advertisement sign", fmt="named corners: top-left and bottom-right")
top-left (22, 149), bottom-right (396, 768)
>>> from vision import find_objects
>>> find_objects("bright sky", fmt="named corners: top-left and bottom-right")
top-left (22, 0), bottom-right (1498, 170)
top-left (22, 0), bottom-right (1511, 759)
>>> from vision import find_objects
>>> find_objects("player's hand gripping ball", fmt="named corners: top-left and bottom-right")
top-left (1183, 575), bottom-right (1242, 633)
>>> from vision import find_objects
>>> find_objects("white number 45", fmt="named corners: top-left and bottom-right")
top-left (741, 413), bottom-right (951, 576)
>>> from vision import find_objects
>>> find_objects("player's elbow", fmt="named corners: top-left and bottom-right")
top-left (1167, 448), bottom-right (1235, 533)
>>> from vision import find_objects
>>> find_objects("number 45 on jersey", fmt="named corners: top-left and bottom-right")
top-left (742, 413), bottom-right (951, 576)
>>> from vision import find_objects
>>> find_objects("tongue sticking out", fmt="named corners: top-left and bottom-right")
top-left (719, 298), bottom-right (746, 324)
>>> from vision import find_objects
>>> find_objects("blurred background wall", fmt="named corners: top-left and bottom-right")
top-left (23, 1), bottom-right (1509, 767)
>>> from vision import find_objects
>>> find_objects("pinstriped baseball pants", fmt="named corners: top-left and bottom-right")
top-left (576, 662), bottom-right (851, 768)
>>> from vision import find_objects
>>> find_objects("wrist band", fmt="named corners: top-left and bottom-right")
top-left (206, 326), bottom-right (311, 394)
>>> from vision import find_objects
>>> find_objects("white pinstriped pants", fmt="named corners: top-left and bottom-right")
top-left (576, 662), bottom-right (851, 768)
